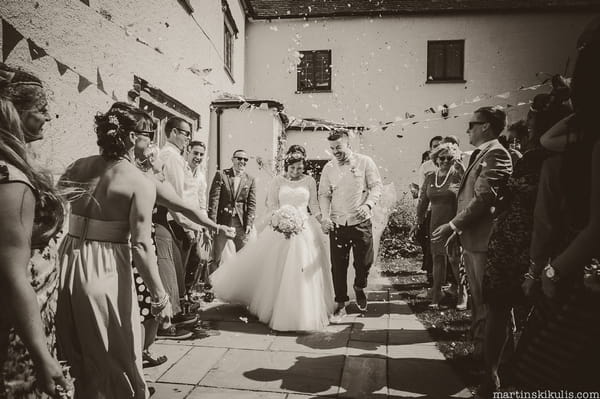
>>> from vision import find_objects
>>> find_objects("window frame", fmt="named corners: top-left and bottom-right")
top-left (223, 0), bottom-right (238, 82)
top-left (426, 40), bottom-right (465, 83)
top-left (296, 50), bottom-right (332, 93)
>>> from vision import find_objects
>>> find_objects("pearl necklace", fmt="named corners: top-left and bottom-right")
top-left (434, 170), bottom-right (451, 188)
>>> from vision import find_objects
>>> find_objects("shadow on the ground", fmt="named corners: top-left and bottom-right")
top-left (243, 353), bottom-right (467, 398)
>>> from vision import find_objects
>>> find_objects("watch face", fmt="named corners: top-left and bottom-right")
top-left (546, 267), bottom-right (555, 278)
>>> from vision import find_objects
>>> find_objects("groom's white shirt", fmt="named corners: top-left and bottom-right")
top-left (319, 152), bottom-right (382, 226)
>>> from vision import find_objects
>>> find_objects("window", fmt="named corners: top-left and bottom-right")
top-left (427, 40), bottom-right (465, 83)
top-left (297, 50), bottom-right (332, 93)
top-left (223, 0), bottom-right (238, 80)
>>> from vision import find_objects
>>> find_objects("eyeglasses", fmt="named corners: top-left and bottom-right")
top-left (135, 130), bottom-right (155, 140)
top-left (174, 127), bottom-right (192, 138)
top-left (234, 156), bottom-right (249, 162)
top-left (468, 121), bottom-right (486, 130)
top-left (438, 156), bottom-right (454, 162)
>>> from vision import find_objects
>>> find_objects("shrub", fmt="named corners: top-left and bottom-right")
top-left (379, 194), bottom-right (420, 259)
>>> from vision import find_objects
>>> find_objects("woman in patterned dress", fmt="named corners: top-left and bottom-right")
top-left (0, 64), bottom-right (70, 397)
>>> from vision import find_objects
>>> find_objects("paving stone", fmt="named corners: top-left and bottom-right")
top-left (355, 301), bottom-right (389, 318)
top-left (188, 386), bottom-right (286, 398)
top-left (387, 329), bottom-right (433, 345)
top-left (349, 317), bottom-right (388, 344)
top-left (147, 382), bottom-right (193, 399)
top-left (339, 355), bottom-right (387, 398)
top-left (388, 301), bottom-right (414, 317)
top-left (270, 328), bottom-right (350, 355)
top-left (388, 316), bottom-right (427, 331)
top-left (388, 357), bottom-right (470, 398)
top-left (191, 321), bottom-right (276, 350)
top-left (366, 290), bottom-right (389, 301)
top-left (387, 343), bottom-right (445, 360)
top-left (144, 344), bottom-right (191, 382)
top-left (201, 349), bottom-right (343, 396)
top-left (199, 302), bottom-right (259, 322)
top-left (158, 347), bottom-right (227, 384)
top-left (346, 340), bottom-right (387, 356)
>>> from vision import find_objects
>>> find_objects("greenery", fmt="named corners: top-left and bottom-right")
top-left (379, 194), bottom-right (420, 259)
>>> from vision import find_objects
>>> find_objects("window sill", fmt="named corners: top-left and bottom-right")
top-left (295, 89), bottom-right (332, 94)
top-left (224, 66), bottom-right (235, 84)
top-left (425, 79), bottom-right (466, 84)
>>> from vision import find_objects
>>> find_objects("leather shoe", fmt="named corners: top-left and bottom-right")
top-left (172, 313), bottom-right (198, 326)
top-left (354, 287), bottom-right (368, 311)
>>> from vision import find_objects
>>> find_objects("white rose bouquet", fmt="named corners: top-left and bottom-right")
top-left (269, 205), bottom-right (305, 239)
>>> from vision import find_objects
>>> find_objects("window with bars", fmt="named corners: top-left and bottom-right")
top-left (427, 40), bottom-right (465, 83)
top-left (297, 50), bottom-right (332, 93)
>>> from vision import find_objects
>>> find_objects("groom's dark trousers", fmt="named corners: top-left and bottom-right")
top-left (330, 219), bottom-right (374, 303)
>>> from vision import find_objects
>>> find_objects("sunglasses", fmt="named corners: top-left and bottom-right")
top-left (438, 156), bottom-right (454, 162)
top-left (174, 127), bottom-right (192, 138)
top-left (234, 156), bottom-right (249, 162)
top-left (468, 121), bottom-right (486, 130)
top-left (135, 130), bottom-right (155, 140)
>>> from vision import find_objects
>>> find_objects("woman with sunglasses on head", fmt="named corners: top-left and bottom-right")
top-left (0, 63), bottom-right (71, 398)
top-left (415, 143), bottom-right (466, 310)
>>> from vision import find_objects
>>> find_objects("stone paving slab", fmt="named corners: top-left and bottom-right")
top-left (147, 382), bottom-right (193, 398)
top-left (144, 343), bottom-right (191, 382)
top-left (346, 340), bottom-right (387, 356)
top-left (200, 349), bottom-right (344, 396)
top-left (339, 355), bottom-right (387, 398)
top-left (187, 386), bottom-right (286, 398)
top-left (158, 346), bottom-right (227, 384)
top-left (190, 321), bottom-right (277, 350)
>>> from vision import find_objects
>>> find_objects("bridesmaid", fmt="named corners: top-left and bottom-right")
top-left (0, 63), bottom-right (70, 397)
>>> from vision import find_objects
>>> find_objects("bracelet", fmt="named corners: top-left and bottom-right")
top-left (150, 293), bottom-right (170, 312)
top-left (524, 272), bottom-right (538, 281)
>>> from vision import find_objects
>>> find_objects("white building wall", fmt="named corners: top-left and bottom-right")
top-left (0, 0), bottom-right (246, 173)
top-left (245, 12), bottom-right (592, 193)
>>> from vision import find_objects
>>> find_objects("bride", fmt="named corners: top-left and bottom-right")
top-left (211, 146), bottom-right (335, 331)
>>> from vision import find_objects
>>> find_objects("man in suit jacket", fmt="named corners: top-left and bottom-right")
top-left (208, 149), bottom-right (256, 272)
top-left (432, 106), bottom-right (512, 360)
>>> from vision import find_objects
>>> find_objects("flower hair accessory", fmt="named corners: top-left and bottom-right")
top-left (107, 114), bottom-right (120, 137)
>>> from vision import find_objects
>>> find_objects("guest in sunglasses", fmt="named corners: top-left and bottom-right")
top-left (415, 143), bottom-right (466, 310)
top-left (208, 149), bottom-right (257, 272)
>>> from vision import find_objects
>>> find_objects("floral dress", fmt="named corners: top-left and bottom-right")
top-left (0, 161), bottom-right (61, 399)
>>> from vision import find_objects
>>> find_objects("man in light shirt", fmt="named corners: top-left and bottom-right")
top-left (157, 116), bottom-right (200, 328)
top-left (319, 129), bottom-right (383, 315)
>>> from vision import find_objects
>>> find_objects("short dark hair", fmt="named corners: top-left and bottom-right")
top-left (284, 152), bottom-right (306, 171)
top-left (286, 144), bottom-right (306, 157)
top-left (429, 136), bottom-right (443, 149)
top-left (327, 128), bottom-right (350, 141)
top-left (474, 106), bottom-right (506, 136)
top-left (442, 135), bottom-right (460, 146)
top-left (232, 149), bottom-right (247, 157)
top-left (507, 120), bottom-right (528, 141)
top-left (164, 116), bottom-right (190, 138)
top-left (189, 140), bottom-right (206, 149)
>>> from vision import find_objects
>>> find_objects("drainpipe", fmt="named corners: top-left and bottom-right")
top-left (215, 107), bottom-right (223, 170)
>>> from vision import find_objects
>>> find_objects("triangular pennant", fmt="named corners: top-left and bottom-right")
top-left (111, 90), bottom-right (118, 101)
top-left (96, 68), bottom-right (106, 93)
top-left (27, 39), bottom-right (47, 60)
top-left (80, 0), bottom-right (90, 5)
top-left (77, 74), bottom-right (93, 93)
top-left (2, 18), bottom-right (24, 61)
top-left (55, 59), bottom-right (68, 76)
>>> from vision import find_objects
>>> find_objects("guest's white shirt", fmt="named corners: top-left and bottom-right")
top-left (319, 152), bottom-right (383, 226)
top-left (191, 165), bottom-right (208, 215)
top-left (159, 142), bottom-right (199, 232)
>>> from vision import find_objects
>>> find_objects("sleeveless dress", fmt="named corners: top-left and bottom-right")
top-left (56, 215), bottom-right (146, 399)
top-left (0, 161), bottom-right (62, 399)
top-left (211, 175), bottom-right (335, 331)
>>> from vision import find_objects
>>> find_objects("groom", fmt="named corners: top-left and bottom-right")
top-left (319, 129), bottom-right (382, 315)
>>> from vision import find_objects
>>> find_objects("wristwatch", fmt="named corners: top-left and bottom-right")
top-left (544, 264), bottom-right (560, 283)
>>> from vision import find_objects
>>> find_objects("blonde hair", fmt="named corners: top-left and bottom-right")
top-left (430, 142), bottom-right (461, 166)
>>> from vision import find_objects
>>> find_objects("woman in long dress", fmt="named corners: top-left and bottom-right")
top-left (0, 63), bottom-right (70, 398)
top-left (55, 107), bottom-right (172, 398)
top-left (212, 149), bottom-right (335, 331)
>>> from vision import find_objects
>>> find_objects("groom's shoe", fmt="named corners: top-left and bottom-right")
top-left (333, 302), bottom-right (346, 317)
top-left (354, 287), bottom-right (368, 312)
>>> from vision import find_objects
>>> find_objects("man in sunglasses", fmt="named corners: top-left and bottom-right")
top-left (156, 116), bottom-right (200, 333)
top-left (432, 106), bottom-right (512, 364)
top-left (208, 149), bottom-right (257, 273)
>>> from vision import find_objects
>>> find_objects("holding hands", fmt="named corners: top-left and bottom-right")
top-left (320, 218), bottom-right (334, 234)
top-left (219, 225), bottom-right (237, 239)
top-left (356, 204), bottom-right (371, 220)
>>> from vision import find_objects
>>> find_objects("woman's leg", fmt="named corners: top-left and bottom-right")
top-left (143, 318), bottom-right (159, 351)
top-left (449, 254), bottom-right (468, 308)
top-left (431, 254), bottom-right (447, 305)
top-left (482, 302), bottom-right (512, 392)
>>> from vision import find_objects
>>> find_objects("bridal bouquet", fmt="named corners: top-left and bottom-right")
top-left (269, 205), bottom-right (305, 239)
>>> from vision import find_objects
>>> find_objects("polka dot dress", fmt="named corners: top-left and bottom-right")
top-left (133, 221), bottom-right (158, 322)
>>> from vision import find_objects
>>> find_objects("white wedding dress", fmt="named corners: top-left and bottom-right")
top-left (211, 175), bottom-right (335, 331)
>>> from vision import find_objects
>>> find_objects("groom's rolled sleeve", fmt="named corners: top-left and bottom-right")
top-left (364, 157), bottom-right (382, 209)
top-left (318, 164), bottom-right (333, 218)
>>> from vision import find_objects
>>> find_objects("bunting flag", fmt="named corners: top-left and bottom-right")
top-left (27, 38), bottom-right (47, 60)
top-left (56, 59), bottom-right (69, 76)
top-left (2, 18), bottom-right (23, 61)
top-left (111, 90), bottom-right (118, 101)
top-left (96, 68), bottom-right (106, 93)
top-left (77, 75), bottom-right (93, 93)
top-left (80, 0), bottom-right (90, 5)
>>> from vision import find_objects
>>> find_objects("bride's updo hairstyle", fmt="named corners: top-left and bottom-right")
top-left (95, 105), bottom-right (139, 161)
top-left (284, 151), bottom-right (306, 172)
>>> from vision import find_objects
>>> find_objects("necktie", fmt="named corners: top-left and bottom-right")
top-left (468, 149), bottom-right (481, 167)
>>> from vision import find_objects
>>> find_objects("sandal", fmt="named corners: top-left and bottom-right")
top-left (143, 350), bottom-right (168, 368)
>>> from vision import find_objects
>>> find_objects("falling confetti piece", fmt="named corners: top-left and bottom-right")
top-left (239, 317), bottom-right (248, 323)
top-left (270, 25), bottom-right (278, 31)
